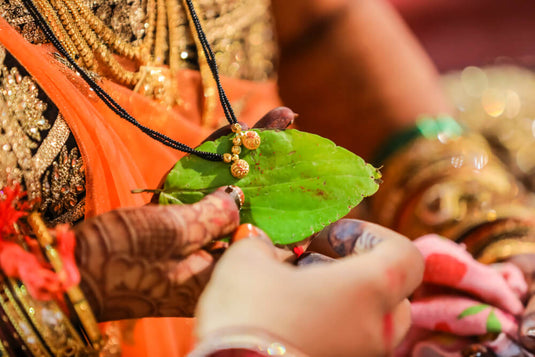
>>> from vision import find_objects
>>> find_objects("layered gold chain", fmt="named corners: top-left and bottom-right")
top-left (32, 0), bottom-right (157, 86)
top-left (23, 0), bottom-right (274, 88)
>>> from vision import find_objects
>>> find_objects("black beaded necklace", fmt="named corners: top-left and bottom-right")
top-left (21, 0), bottom-right (260, 178)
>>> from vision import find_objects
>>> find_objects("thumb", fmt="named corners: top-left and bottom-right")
top-left (225, 224), bottom-right (282, 263)
top-left (228, 224), bottom-right (295, 263)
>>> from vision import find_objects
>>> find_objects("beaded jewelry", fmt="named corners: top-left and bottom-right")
top-left (22, 0), bottom-right (261, 179)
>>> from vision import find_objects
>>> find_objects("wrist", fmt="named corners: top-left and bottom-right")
top-left (189, 327), bottom-right (308, 357)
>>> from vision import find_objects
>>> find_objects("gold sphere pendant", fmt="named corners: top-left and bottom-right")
top-left (230, 159), bottom-right (249, 179)
top-left (242, 131), bottom-right (261, 150)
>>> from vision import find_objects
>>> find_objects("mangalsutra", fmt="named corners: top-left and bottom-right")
top-left (22, 0), bottom-right (260, 178)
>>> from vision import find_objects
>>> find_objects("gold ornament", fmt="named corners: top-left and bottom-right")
top-left (242, 131), bottom-right (261, 150)
top-left (232, 136), bottom-right (242, 146)
top-left (230, 159), bottom-right (249, 179)
top-left (223, 153), bottom-right (232, 163)
top-left (231, 123), bottom-right (242, 133)
top-left (231, 145), bottom-right (242, 155)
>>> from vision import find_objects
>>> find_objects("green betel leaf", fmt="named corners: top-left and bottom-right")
top-left (160, 129), bottom-right (381, 244)
top-left (457, 304), bottom-right (489, 319)
top-left (485, 309), bottom-right (502, 333)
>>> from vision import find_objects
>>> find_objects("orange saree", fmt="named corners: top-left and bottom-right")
top-left (0, 16), bottom-right (281, 356)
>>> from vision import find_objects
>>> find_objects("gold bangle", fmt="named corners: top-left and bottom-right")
top-left (0, 273), bottom-right (52, 356)
top-left (477, 239), bottom-right (535, 264)
top-left (27, 212), bottom-right (103, 351)
top-left (0, 339), bottom-right (11, 357)
top-left (8, 278), bottom-right (97, 356)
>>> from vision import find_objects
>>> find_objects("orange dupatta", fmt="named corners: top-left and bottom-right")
top-left (0, 17), bottom-right (281, 356)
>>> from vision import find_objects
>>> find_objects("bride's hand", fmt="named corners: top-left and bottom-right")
top-left (74, 185), bottom-right (242, 322)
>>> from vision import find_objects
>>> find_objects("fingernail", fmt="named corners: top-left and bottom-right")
top-left (231, 223), bottom-right (271, 245)
top-left (520, 313), bottom-right (535, 351)
top-left (328, 221), bottom-right (384, 257)
top-left (224, 185), bottom-right (244, 209)
top-left (327, 220), bottom-right (362, 256)
top-left (206, 240), bottom-right (229, 253)
top-left (295, 252), bottom-right (335, 267)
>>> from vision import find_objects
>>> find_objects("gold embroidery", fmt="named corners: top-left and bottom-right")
top-left (3, 0), bottom-right (276, 81)
top-left (0, 59), bottom-right (49, 145)
top-left (41, 146), bottom-right (85, 219)
top-left (0, 44), bottom-right (48, 198)
top-left (0, 45), bottom-right (86, 223)
top-left (33, 114), bottom-right (70, 178)
top-left (50, 197), bottom-right (86, 225)
top-left (93, 0), bottom-right (148, 45)
top-left (0, 0), bottom-right (48, 43)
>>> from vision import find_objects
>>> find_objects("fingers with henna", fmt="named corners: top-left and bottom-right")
top-left (253, 106), bottom-right (297, 129)
top-left (75, 186), bottom-right (242, 263)
top-left (202, 121), bottom-right (250, 143)
top-left (201, 106), bottom-right (297, 144)
top-left (319, 220), bottom-right (424, 309)
top-left (295, 252), bottom-right (336, 266)
top-left (309, 218), bottom-right (386, 258)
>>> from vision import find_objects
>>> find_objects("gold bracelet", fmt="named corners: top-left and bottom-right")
top-left (477, 238), bottom-right (535, 264)
top-left (0, 339), bottom-right (11, 357)
top-left (8, 278), bottom-right (97, 356)
top-left (372, 132), bottom-right (520, 239)
top-left (27, 212), bottom-right (103, 351)
top-left (0, 273), bottom-right (52, 356)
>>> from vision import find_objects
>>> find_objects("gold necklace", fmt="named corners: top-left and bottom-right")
top-left (21, 0), bottom-right (275, 125)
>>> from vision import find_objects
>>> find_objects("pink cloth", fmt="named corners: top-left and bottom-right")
top-left (397, 235), bottom-right (529, 357)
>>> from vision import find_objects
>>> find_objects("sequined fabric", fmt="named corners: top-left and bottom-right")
top-left (1, 0), bottom-right (276, 81)
top-left (0, 45), bottom-right (86, 224)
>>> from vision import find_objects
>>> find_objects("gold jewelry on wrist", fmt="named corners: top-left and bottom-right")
top-left (478, 239), bottom-right (535, 264)
top-left (0, 273), bottom-right (51, 356)
top-left (8, 277), bottom-right (97, 356)
top-left (0, 339), bottom-right (10, 357)
top-left (27, 212), bottom-right (103, 351)
top-left (372, 130), bottom-right (520, 239)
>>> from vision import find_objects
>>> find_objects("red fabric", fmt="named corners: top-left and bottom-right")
top-left (209, 349), bottom-right (265, 357)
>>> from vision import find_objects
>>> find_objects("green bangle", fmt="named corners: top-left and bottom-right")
top-left (372, 115), bottom-right (463, 166)
top-left (416, 115), bottom-right (463, 139)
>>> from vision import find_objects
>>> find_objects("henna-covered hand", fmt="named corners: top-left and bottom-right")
top-left (296, 218), bottom-right (386, 267)
top-left (75, 186), bottom-right (241, 322)
top-left (202, 106), bottom-right (297, 143)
